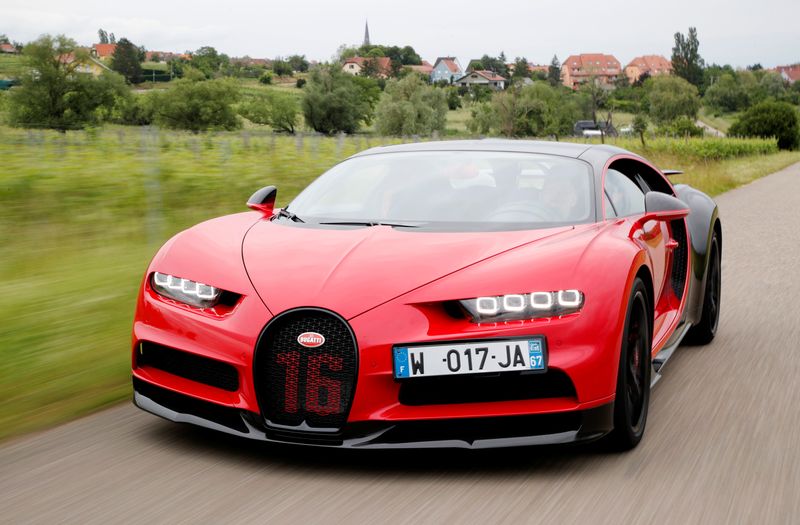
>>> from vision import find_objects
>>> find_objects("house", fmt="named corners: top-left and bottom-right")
top-left (624, 55), bottom-right (672, 83)
top-left (0, 43), bottom-right (18, 54)
top-left (560, 53), bottom-right (621, 89)
top-left (454, 70), bottom-right (507, 90)
top-left (341, 56), bottom-right (392, 78)
top-left (60, 53), bottom-right (113, 77)
top-left (430, 57), bottom-right (463, 84)
top-left (91, 43), bottom-right (117, 59)
top-left (776, 64), bottom-right (800, 84)
top-left (407, 60), bottom-right (433, 76)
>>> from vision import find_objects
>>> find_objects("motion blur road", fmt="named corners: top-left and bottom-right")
top-left (2, 163), bottom-right (799, 524)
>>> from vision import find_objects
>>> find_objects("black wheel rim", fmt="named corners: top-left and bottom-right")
top-left (625, 295), bottom-right (648, 432)
top-left (707, 242), bottom-right (721, 334)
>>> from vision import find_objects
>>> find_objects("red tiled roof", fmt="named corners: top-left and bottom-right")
top-left (343, 56), bottom-right (392, 74)
top-left (92, 43), bottom-right (117, 58)
top-left (434, 57), bottom-right (461, 73)
top-left (626, 55), bottom-right (672, 74)
top-left (776, 64), bottom-right (800, 82)
top-left (457, 70), bottom-right (507, 82)
top-left (563, 53), bottom-right (621, 76)
top-left (0, 43), bottom-right (17, 53)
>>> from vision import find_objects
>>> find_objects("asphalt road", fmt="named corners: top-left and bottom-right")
top-left (2, 163), bottom-right (799, 525)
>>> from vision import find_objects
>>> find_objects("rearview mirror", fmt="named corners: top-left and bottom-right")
top-left (247, 186), bottom-right (277, 216)
top-left (642, 192), bottom-right (690, 222)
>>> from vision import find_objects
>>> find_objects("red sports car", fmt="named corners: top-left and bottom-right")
top-left (132, 140), bottom-right (722, 450)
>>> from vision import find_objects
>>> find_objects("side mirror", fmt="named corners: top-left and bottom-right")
top-left (247, 186), bottom-right (277, 216)
top-left (642, 192), bottom-right (690, 222)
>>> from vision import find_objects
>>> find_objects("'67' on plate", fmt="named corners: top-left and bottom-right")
top-left (393, 337), bottom-right (546, 379)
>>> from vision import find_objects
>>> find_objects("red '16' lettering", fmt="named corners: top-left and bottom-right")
top-left (306, 354), bottom-right (343, 416)
top-left (275, 351), bottom-right (300, 413)
top-left (275, 352), bottom-right (343, 416)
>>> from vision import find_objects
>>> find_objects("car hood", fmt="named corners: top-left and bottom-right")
top-left (242, 221), bottom-right (576, 319)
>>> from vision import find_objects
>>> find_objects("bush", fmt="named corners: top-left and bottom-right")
top-left (657, 116), bottom-right (704, 137)
top-left (445, 87), bottom-right (461, 110)
top-left (729, 101), bottom-right (799, 150)
top-left (296, 78), bottom-right (306, 89)
top-left (259, 71), bottom-right (273, 85)
top-left (148, 79), bottom-right (241, 132)
top-left (374, 75), bottom-right (447, 136)
top-left (301, 66), bottom-right (379, 134)
top-left (641, 137), bottom-right (778, 159)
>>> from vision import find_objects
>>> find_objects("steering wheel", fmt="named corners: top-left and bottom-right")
top-left (485, 202), bottom-right (553, 222)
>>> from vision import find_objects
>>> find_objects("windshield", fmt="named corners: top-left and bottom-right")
top-left (286, 151), bottom-right (595, 230)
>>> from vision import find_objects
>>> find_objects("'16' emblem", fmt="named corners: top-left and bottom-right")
top-left (297, 332), bottom-right (325, 348)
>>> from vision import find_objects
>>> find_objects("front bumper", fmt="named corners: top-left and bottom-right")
top-left (133, 377), bottom-right (614, 449)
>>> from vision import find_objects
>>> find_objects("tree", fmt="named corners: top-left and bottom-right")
top-left (239, 92), bottom-right (299, 133)
top-left (0, 34), bottom-right (9, 44)
top-left (301, 66), bottom-right (378, 134)
top-left (374, 75), bottom-right (447, 136)
top-left (190, 46), bottom-right (229, 79)
top-left (646, 75), bottom-right (700, 124)
top-left (671, 27), bottom-right (704, 88)
top-left (97, 29), bottom-right (108, 44)
top-left (111, 38), bottom-right (143, 84)
top-left (632, 113), bottom-right (648, 147)
top-left (547, 55), bottom-right (561, 86)
top-left (287, 55), bottom-right (309, 73)
top-left (511, 57), bottom-right (531, 80)
top-left (467, 82), bottom-right (578, 139)
top-left (729, 101), bottom-right (799, 150)
top-left (109, 33), bottom-right (116, 44)
top-left (148, 79), bottom-right (241, 132)
top-left (579, 76), bottom-right (608, 124)
top-left (272, 59), bottom-right (293, 77)
top-left (8, 35), bottom-right (129, 130)
top-left (703, 73), bottom-right (747, 113)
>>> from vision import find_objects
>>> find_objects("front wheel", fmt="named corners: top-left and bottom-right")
top-left (607, 277), bottom-right (651, 451)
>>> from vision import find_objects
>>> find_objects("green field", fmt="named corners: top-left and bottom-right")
top-left (1, 125), bottom-right (798, 441)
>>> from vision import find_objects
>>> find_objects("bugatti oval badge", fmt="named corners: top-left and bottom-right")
top-left (297, 332), bottom-right (325, 348)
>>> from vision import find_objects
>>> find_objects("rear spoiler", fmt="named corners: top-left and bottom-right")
top-left (662, 169), bottom-right (683, 176)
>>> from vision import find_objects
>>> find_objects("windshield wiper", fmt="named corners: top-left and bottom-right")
top-left (276, 208), bottom-right (305, 223)
top-left (318, 220), bottom-right (420, 228)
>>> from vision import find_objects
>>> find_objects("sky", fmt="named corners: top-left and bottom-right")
top-left (4, 0), bottom-right (799, 68)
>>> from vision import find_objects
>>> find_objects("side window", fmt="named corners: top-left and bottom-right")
top-left (605, 169), bottom-right (645, 217)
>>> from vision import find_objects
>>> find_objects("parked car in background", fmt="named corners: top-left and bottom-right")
top-left (574, 120), bottom-right (617, 138)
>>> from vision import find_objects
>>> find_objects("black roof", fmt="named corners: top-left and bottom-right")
top-left (351, 139), bottom-right (631, 161)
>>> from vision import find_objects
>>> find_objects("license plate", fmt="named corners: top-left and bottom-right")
top-left (393, 337), bottom-right (546, 379)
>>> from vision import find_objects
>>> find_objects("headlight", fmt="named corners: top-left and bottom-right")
top-left (151, 272), bottom-right (223, 308)
top-left (459, 290), bottom-right (584, 323)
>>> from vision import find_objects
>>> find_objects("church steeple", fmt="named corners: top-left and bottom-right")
top-left (363, 20), bottom-right (371, 47)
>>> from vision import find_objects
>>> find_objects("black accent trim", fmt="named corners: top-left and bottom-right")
top-left (399, 369), bottom-right (576, 406)
top-left (136, 341), bottom-right (239, 392)
top-left (132, 377), bottom-right (614, 449)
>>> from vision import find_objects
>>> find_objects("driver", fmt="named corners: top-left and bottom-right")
top-left (541, 163), bottom-right (581, 221)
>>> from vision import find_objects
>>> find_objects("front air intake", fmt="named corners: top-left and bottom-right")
top-left (254, 309), bottom-right (358, 431)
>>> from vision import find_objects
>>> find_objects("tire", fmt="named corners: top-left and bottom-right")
top-left (685, 233), bottom-right (721, 345)
top-left (607, 277), bottom-right (652, 451)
